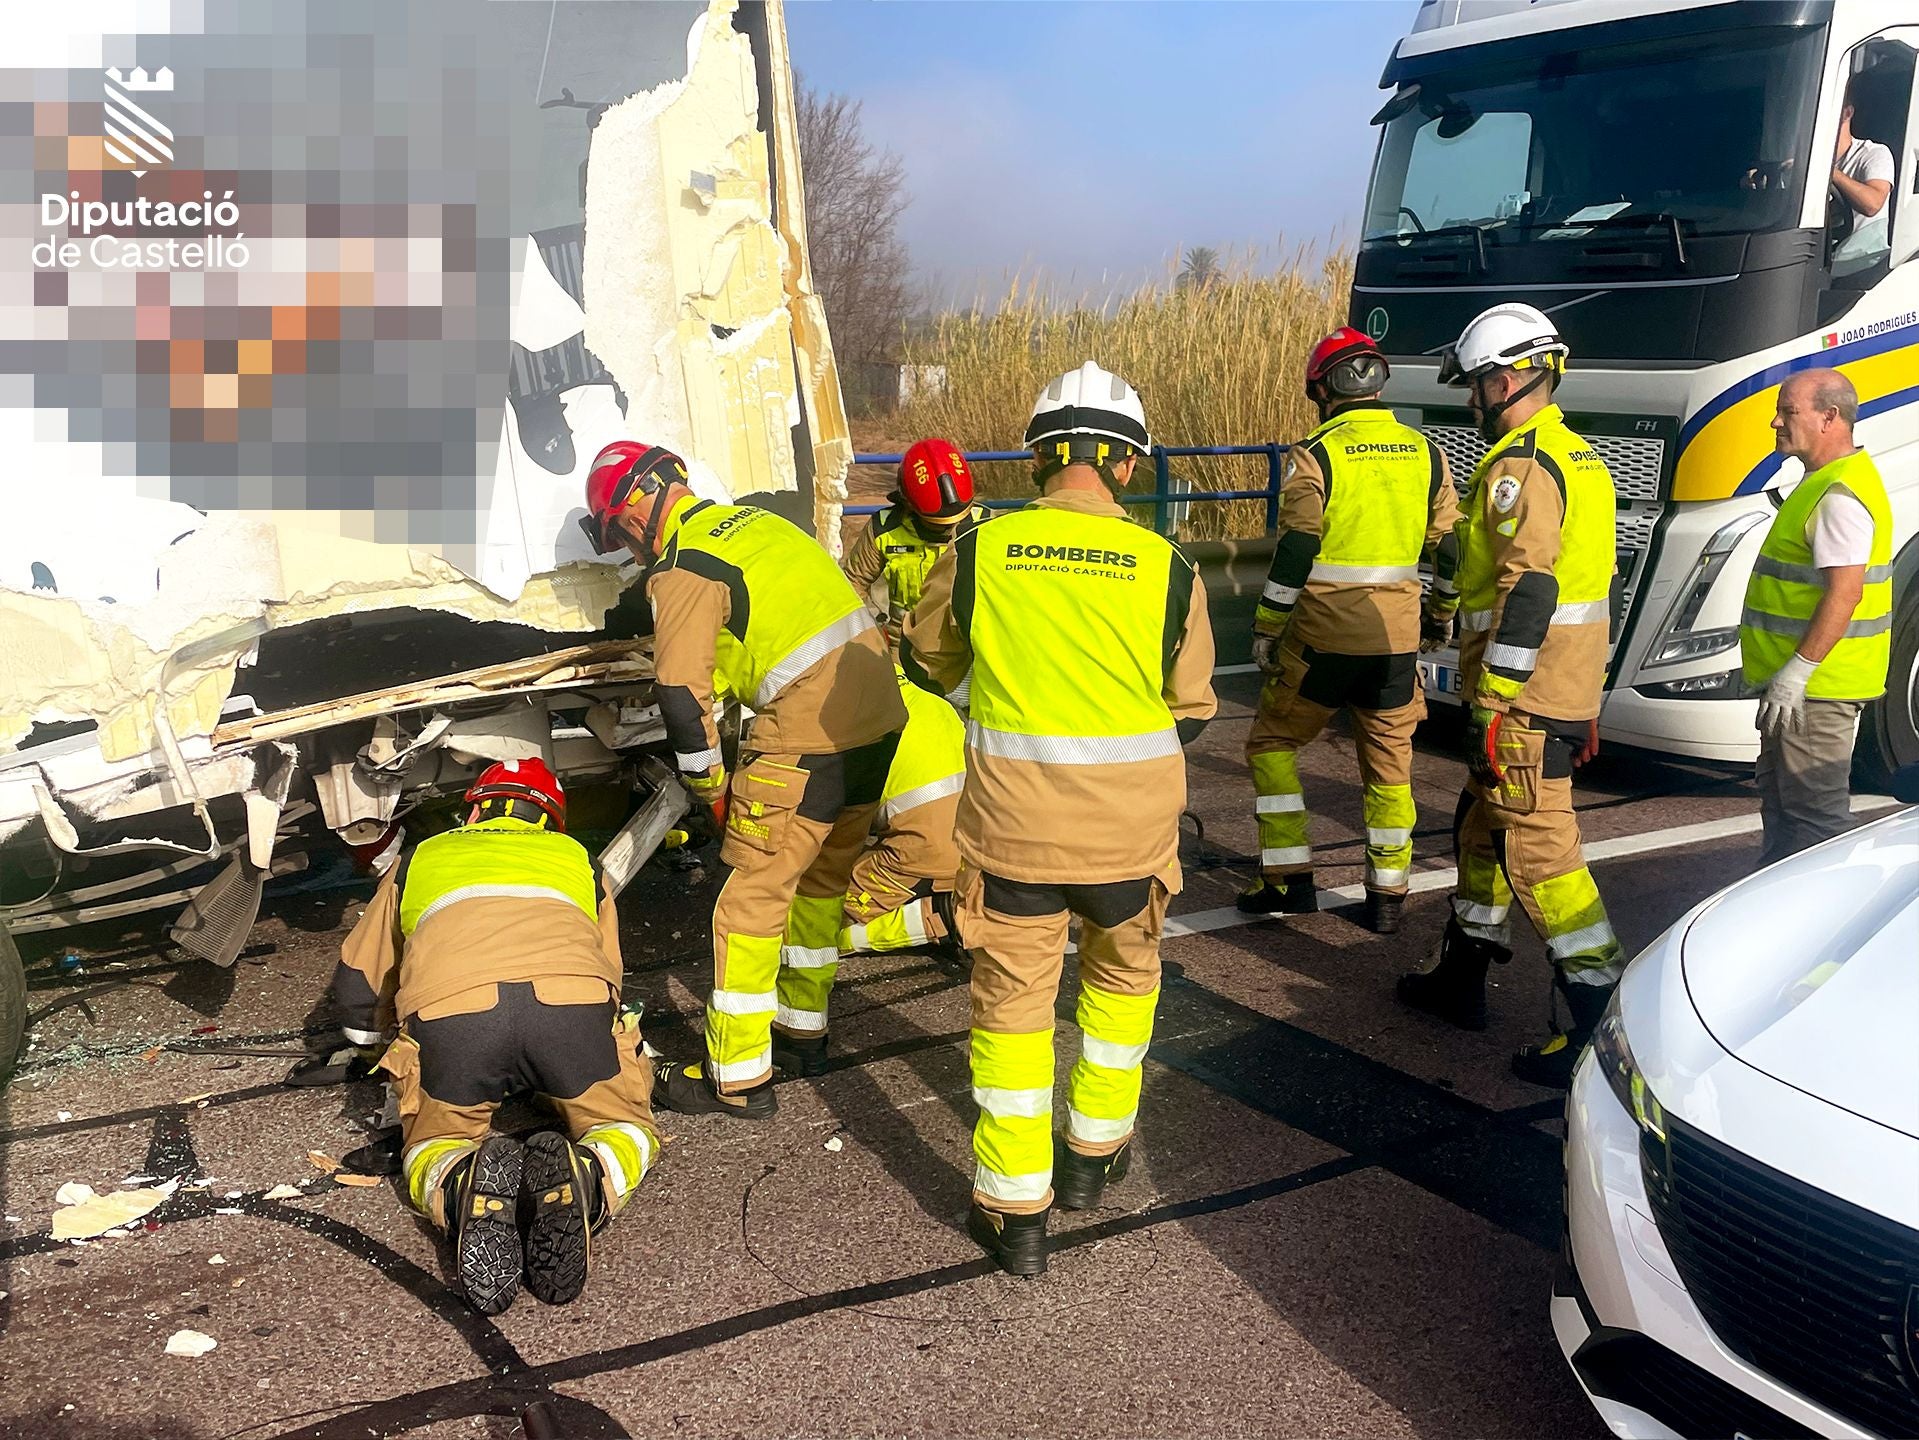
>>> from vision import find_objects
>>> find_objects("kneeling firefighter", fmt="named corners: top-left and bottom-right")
top-left (835, 664), bottom-right (968, 967)
top-left (1397, 303), bottom-right (1623, 1088)
top-left (326, 760), bottom-right (659, 1314)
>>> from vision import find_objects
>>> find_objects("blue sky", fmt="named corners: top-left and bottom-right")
top-left (786, 0), bottom-right (1418, 303)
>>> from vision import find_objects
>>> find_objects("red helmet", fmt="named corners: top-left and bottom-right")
top-left (465, 759), bottom-right (567, 831)
top-left (898, 438), bottom-right (975, 520)
top-left (582, 440), bottom-right (688, 554)
top-left (1304, 327), bottom-right (1389, 401)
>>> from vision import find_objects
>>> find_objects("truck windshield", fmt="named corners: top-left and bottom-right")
top-left (1364, 26), bottom-right (1824, 246)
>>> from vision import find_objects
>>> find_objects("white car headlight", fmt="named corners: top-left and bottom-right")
top-left (1590, 996), bottom-right (1667, 1142)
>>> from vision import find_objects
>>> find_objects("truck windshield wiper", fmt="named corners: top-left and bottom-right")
top-left (1520, 211), bottom-right (1689, 268)
top-left (1389, 220), bottom-right (1496, 274)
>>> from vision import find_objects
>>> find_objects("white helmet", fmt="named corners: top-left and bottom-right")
top-left (1024, 360), bottom-right (1151, 459)
top-left (1438, 302), bottom-right (1570, 386)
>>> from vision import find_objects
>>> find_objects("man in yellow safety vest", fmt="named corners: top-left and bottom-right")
top-left (903, 361), bottom-right (1217, 1274)
top-left (1397, 304), bottom-right (1622, 1089)
top-left (1241, 325), bottom-right (1460, 934)
top-left (842, 438), bottom-right (994, 645)
top-left (1740, 368), bottom-right (1893, 866)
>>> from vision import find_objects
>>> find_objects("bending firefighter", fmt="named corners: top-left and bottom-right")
top-left (583, 441), bottom-right (906, 1115)
top-left (842, 437), bottom-right (993, 644)
top-left (1397, 304), bottom-right (1622, 1088)
top-left (838, 665), bottom-right (967, 961)
top-left (328, 760), bottom-right (658, 1315)
top-left (904, 361), bottom-right (1217, 1275)
top-left (1242, 326), bottom-right (1460, 934)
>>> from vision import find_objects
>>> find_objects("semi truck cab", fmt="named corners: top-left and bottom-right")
top-left (1355, 0), bottom-right (1918, 778)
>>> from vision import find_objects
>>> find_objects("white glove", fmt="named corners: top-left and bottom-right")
top-left (1756, 651), bottom-right (1817, 736)
top-left (1251, 633), bottom-right (1285, 675)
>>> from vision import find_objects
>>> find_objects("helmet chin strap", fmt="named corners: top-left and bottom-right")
top-left (633, 485), bottom-right (676, 572)
top-left (1473, 369), bottom-right (1550, 441)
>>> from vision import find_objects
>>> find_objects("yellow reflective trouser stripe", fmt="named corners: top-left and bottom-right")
top-left (1250, 750), bottom-right (1311, 873)
top-left (972, 1027), bottom-right (1054, 1204)
top-left (839, 901), bottom-right (928, 956)
top-left (707, 930), bottom-right (779, 1081)
top-left (776, 893), bottom-right (842, 1035)
top-left (579, 1121), bottom-right (654, 1217)
top-left (1068, 982), bottom-right (1157, 1149)
top-left (404, 1136), bottom-right (480, 1225)
top-left (1362, 783), bottom-right (1415, 892)
top-left (1534, 868), bottom-right (1622, 981)
top-left (1454, 852), bottom-right (1512, 943)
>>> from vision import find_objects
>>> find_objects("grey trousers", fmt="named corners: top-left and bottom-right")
top-left (1755, 699), bottom-right (1863, 868)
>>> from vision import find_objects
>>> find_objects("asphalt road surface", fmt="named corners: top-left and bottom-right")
top-left (1, 660), bottom-right (1878, 1440)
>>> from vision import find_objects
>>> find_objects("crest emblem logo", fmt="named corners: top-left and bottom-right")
top-left (103, 65), bottom-right (175, 176)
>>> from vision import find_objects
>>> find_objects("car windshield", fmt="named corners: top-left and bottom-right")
top-left (1363, 26), bottom-right (1824, 244)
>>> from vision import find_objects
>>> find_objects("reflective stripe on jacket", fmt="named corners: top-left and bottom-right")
top-left (1455, 404), bottom-right (1616, 720)
top-left (1741, 449), bottom-right (1893, 701)
top-left (881, 664), bottom-right (967, 824)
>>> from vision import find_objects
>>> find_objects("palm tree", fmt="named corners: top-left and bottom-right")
top-left (1178, 246), bottom-right (1221, 291)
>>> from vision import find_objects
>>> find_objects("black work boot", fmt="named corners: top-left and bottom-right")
top-left (655, 1060), bottom-right (778, 1119)
top-left (520, 1132), bottom-right (603, 1306)
top-left (443, 1135), bottom-right (525, 1315)
top-left (1237, 877), bottom-right (1318, 915)
top-left (1396, 916), bottom-right (1507, 1031)
top-left (772, 1031), bottom-right (829, 1078)
top-left (930, 890), bottom-right (969, 969)
top-left (1512, 979), bottom-right (1616, 1089)
top-left (968, 1201), bottom-right (1050, 1277)
top-left (1365, 890), bottom-right (1406, 935)
top-left (1053, 1139), bottom-right (1131, 1211)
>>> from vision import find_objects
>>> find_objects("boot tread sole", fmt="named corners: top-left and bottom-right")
top-left (521, 1132), bottom-right (590, 1306)
top-left (457, 1137), bottom-right (524, 1315)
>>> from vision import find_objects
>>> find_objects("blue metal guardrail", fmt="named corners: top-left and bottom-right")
top-left (848, 444), bottom-right (1291, 537)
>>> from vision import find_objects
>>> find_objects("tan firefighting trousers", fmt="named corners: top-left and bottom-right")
top-left (1453, 713), bottom-right (1621, 987)
top-left (958, 865), bottom-right (1173, 1216)
top-left (380, 977), bottom-right (658, 1230)
top-left (838, 849), bottom-right (951, 955)
top-left (706, 741), bottom-right (894, 1092)
top-left (1246, 638), bottom-right (1424, 894)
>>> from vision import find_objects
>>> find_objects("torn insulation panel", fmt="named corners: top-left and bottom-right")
top-left (1, 0), bottom-right (848, 772)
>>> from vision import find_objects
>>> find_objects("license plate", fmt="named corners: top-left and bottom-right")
top-left (1419, 657), bottom-right (1463, 700)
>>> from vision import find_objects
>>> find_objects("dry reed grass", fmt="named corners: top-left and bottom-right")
top-left (895, 246), bottom-right (1354, 540)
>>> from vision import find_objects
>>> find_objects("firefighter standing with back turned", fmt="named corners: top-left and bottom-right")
top-left (842, 438), bottom-right (994, 645)
top-left (1397, 304), bottom-right (1623, 1088)
top-left (328, 759), bottom-right (659, 1315)
top-left (1241, 327), bottom-right (1460, 934)
top-left (904, 361), bottom-right (1217, 1275)
top-left (581, 441), bottom-right (906, 1117)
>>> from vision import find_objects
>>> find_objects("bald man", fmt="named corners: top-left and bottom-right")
top-left (1740, 370), bottom-right (1892, 866)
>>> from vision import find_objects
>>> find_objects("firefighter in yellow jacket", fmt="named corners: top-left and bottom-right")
top-left (842, 438), bottom-right (993, 644)
top-left (835, 664), bottom-right (967, 965)
top-left (328, 759), bottom-right (658, 1315)
top-left (904, 362), bottom-right (1218, 1275)
top-left (1397, 304), bottom-right (1622, 1088)
top-left (582, 441), bottom-right (906, 1117)
top-left (1241, 326), bottom-right (1460, 934)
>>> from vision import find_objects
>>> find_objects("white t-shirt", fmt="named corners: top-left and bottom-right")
top-left (1805, 487), bottom-right (1875, 569)
top-left (1838, 137), bottom-right (1895, 226)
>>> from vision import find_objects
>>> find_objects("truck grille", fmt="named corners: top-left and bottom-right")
top-left (1643, 1117), bottom-right (1919, 1440)
top-left (1424, 424), bottom-right (1666, 644)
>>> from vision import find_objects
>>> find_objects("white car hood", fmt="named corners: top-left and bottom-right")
top-left (1680, 808), bottom-right (1919, 1141)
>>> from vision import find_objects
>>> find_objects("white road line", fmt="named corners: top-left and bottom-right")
top-left (1162, 793), bottom-right (1900, 943)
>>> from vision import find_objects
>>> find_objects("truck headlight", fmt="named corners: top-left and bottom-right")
top-left (1645, 512), bottom-right (1768, 668)
top-left (1591, 998), bottom-right (1666, 1142)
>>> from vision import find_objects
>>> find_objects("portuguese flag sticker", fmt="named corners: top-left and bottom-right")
top-left (1821, 332), bottom-right (1839, 349)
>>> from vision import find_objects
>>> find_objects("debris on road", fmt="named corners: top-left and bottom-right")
top-left (208, 1255), bottom-right (227, 1265)
top-left (824, 1136), bottom-right (844, 1153)
top-left (262, 1185), bottom-right (304, 1201)
top-left (333, 1173), bottom-right (382, 1189)
top-left (306, 1151), bottom-right (341, 1174)
top-left (53, 1183), bottom-right (95, 1207)
top-left (52, 1182), bottom-right (178, 1241)
top-left (164, 1330), bottom-right (218, 1358)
